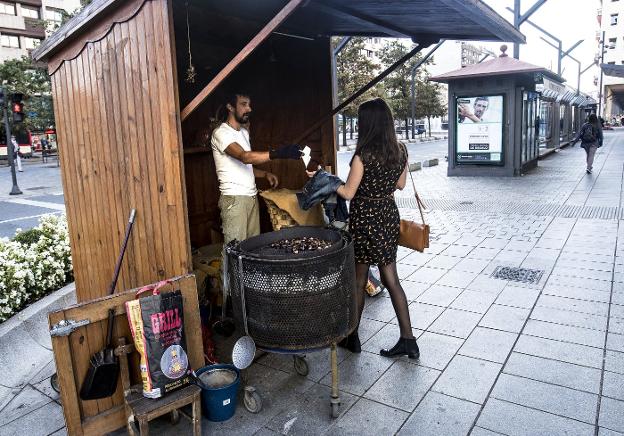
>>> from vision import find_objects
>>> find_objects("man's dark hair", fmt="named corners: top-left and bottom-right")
top-left (216, 90), bottom-right (251, 122)
top-left (225, 90), bottom-right (250, 108)
top-left (475, 96), bottom-right (489, 105)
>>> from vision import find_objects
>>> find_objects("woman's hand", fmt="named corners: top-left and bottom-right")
top-left (306, 165), bottom-right (321, 178)
top-left (265, 172), bottom-right (279, 188)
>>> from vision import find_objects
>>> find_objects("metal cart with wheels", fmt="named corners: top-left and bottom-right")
top-left (225, 227), bottom-right (357, 417)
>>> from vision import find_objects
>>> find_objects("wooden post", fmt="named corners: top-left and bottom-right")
top-left (180, 0), bottom-right (305, 121)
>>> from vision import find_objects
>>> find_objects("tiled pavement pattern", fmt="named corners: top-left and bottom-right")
top-left (4, 131), bottom-right (624, 435)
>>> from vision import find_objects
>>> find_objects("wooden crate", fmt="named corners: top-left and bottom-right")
top-left (48, 274), bottom-right (203, 435)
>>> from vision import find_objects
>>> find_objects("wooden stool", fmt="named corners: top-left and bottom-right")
top-left (115, 338), bottom-right (202, 436)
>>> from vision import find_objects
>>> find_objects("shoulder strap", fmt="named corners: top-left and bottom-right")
top-left (408, 169), bottom-right (426, 224)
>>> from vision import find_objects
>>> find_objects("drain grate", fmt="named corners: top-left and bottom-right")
top-left (491, 266), bottom-right (544, 284)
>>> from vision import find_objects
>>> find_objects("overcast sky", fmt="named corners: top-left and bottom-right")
top-left (481, 0), bottom-right (600, 95)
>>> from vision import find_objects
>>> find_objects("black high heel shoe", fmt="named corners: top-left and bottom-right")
top-left (380, 337), bottom-right (419, 359)
top-left (338, 331), bottom-right (361, 353)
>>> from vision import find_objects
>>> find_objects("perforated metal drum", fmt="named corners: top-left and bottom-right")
top-left (226, 227), bottom-right (357, 351)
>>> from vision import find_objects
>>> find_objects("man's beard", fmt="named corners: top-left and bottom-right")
top-left (236, 112), bottom-right (251, 123)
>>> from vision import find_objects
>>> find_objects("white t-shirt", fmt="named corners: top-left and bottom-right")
top-left (211, 123), bottom-right (257, 196)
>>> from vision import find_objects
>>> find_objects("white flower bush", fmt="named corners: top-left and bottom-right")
top-left (0, 214), bottom-right (72, 322)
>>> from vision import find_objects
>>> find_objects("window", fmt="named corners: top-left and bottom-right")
top-left (366, 50), bottom-right (373, 58)
top-left (609, 37), bottom-right (617, 48)
top-left (21, 6), bottom-right (40, 19)
top-left (0, 1), bottom-right (15, 15)
top-left (1, 34), bottom-right (20, 48)
top-left (608, 61), bottom-right (616, 64)
top-left (23, 37), bottom-right (41, 50)
top-left (46, 7), bottom-right (63, 24)
top-left (612, 14), bottom-right (619, 25)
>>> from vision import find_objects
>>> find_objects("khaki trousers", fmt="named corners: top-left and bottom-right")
top-left (219, 194), bottom-right (260, 244)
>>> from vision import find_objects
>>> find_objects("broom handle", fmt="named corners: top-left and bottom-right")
top-left (106, 209), bottom-right (137, 347)
top-left (108, 209), bottom-right (137, 295)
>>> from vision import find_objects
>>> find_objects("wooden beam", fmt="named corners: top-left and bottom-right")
top-left (294, 44), bottom-right (426, 144)
top-left (311, 1), bottom-right (409, 38)
top-left (180, 0), bottom-right (305, 122)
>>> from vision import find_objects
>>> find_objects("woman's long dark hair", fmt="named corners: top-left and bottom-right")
top-left (588, 113), bottom-right (601, 130)
top-left (354, 98), bottom-right (404, 168)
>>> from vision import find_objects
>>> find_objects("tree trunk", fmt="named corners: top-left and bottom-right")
top-left (350, 117), bottom-right (353, 140)
top-left (427, 116), bottom-right (432, 137)
top-left (404, 118), bottom-right (409, 139)
top-left (342, 113), bottom-right (347, 147)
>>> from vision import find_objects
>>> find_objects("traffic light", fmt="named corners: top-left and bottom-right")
top-left (11, 94), bottom-right (23, 123)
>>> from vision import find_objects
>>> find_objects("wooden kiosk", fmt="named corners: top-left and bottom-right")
top-left (32, 0), bottom-right (523, 433)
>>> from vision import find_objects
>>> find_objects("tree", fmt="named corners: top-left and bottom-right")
top-left (0, 56), bottom-right (53, 136)
top-left (334, 37), bottom-right (381, 146)
top-left (416, 79), bottom-right (447, 137)
top-left (377, 40), bottom-right (431, 140)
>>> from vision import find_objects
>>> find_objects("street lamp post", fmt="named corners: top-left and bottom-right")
top-left (512, 0), bottom-right (549, 59)
top-left (540, 38), bottom-right (593, 95)
top-left (506, 7), bottom-right (582, 77)
top-left (598, 31), bottom-right (605, 118)
top-left (0, 88), bottom-right (22, 195)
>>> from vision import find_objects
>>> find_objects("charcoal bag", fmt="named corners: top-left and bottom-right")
top-left (126, 282), bottom-right (191, 398)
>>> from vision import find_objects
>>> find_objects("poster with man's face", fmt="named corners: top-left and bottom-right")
top-left (456, 95), bottom-right (504, 164)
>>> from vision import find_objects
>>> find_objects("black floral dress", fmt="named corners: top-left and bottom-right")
top-left (349, 149), bottom-right (407, 266)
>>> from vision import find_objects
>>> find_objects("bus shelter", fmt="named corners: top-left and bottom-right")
top-left (32, 0), bottom-right (523, 433)
top-left (431, 45), bottom-right (564, 176)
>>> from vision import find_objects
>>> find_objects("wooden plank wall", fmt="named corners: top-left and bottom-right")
top-left (49, 0), bottom-right (191, 302)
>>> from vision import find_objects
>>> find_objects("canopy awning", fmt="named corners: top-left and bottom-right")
top-left (33, 0), bottom-right (525, 62)
top-left (431, 47), bottom-right (562, 83)
top-left (601, 63), bottom-right (624, 78)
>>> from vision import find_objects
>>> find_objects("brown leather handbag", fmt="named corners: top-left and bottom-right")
top-left (398, 169), bottom-right (429, 252)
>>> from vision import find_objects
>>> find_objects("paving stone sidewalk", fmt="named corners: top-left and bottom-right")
top-left (2, 131), bottom-right (624, 435)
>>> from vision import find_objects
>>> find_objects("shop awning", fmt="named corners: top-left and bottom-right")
top-left (33, 0), bottom-right (525, 62)
top-left (601, 63), bottom-right (624, 78)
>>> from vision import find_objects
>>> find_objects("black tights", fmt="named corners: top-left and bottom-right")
top-left (354, 262), bottom-right (414, 339)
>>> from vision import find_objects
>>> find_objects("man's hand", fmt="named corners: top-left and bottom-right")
top-left (266, 172), bottom-right (279, 188)
top-left (269, 144), bottom-right (302, 160)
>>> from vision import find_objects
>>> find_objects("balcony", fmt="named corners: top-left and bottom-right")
top-left (23, 17), bottom-right (46, 38)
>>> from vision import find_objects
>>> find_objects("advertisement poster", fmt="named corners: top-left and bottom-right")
top-left (456, 95), bottom-right (504, 164)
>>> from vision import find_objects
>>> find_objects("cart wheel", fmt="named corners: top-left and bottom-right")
top-left (331, 401), bottom-right (340, 418)
top-left (50, 373), bottom-right (60, 393)
top-left (293, 356), bottom-right (309, 376)
top-left (244, 387), bottom-right (262, 414)
top-left (170, 409), bottom-right (180, 425)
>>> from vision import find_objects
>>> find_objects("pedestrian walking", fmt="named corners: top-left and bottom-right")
top-left (574, 114), bottom-right (603, 174)
top-left (11, 135), bottom-right (23, 172)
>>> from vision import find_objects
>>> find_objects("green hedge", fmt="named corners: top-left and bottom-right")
top-left (0, 215), bottom-right (72, 323)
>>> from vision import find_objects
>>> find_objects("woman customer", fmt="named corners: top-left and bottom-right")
top-left (574, 114), bottom-right (603, 174)
top-left (331, 98), bottom-right (418, 359)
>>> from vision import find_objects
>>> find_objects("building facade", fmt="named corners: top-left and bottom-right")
top-left (0, 0), bottom-right (80, 63)
top-left (598, 0), bottom-right (624, 120)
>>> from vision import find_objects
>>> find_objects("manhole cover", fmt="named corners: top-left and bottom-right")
top-left (491, 266), bottom-right (544, 284)
top-left (26, 186), bottom-right (49, 191)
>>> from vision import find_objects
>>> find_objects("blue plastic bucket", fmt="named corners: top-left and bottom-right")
top-left (195, 364), bottom-right (240, 422)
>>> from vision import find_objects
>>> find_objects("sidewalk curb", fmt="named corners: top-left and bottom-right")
top-left (0, 282), bottom-right (76, 389)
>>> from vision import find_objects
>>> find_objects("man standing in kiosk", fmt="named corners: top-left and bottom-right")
top-left (211, 91), bottom-right (301, 243)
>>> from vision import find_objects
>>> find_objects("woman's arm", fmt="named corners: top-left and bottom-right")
top-left (396, 164), bottom-right (408, 190)
top-left (336, 155), bottom-right (364, 200)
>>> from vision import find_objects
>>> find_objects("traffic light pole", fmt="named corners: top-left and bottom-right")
top-left (3, 99), bottom-right (22, 196)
